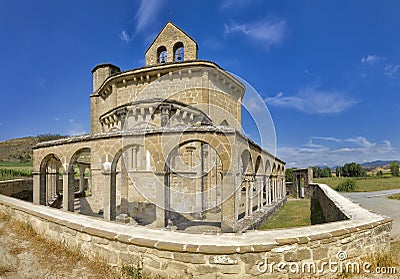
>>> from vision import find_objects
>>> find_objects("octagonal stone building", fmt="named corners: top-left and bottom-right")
top-left (32, 22), bottom-right (286, 233)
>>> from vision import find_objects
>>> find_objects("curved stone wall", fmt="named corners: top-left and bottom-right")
top-left (0, 184), bottom-right (392, 278)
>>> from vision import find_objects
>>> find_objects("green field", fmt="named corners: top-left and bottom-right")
top-left (314, 176), bottom-right (400, 192)
top-left (259, 199), bottom-right (312, 230)
top-left (0, 160), bottom-right (33, 169)
top-left (0, 160), bottom-right (33, 181)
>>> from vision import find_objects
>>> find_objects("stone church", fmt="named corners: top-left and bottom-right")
top-left (32, 22), bottom-right (286, 232)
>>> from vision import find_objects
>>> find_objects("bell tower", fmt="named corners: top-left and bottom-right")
top-left (145, 22), bottom-right (198, 66)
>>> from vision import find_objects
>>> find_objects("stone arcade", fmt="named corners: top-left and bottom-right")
top-left (32, 22), bottom-right (286, 232)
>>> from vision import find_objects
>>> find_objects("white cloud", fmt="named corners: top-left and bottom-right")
top-left (220, 0), bottom-right (259, 10)
top-left (135, 0), bottom-right (165, 33)
top-left (265, 87), bottom-right (359, 114)
top-left (345, 136), bottom-right (375, 148)
top-left (361, 54), bottom-right (382, 65)
top-left (279, 136), bottom-right (396, 168)
top-left (384, 64), bottom-right (400, 77)
top-left (120, 30), bottom-right (133, 42)
top-left (67, 121), bottom-right (86, 136)
top-left (224, 19), bottom-right (286, 48)
top-left (54, 117), bottom-right (60, 121)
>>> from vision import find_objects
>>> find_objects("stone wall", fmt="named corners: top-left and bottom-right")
top-left (145, 22), bottom-right (198, 66)
top-left (311, 183), bottom-right (349, 222)
top-left (0, 178), bottom-right (33, 197)
top-left (237, 197), bottom-right (287, 232)
top-left (0, 183), bottom-right (392, 278)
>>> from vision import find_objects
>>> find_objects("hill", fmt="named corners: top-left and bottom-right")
top-left (0, 134), bottom-right (66, 162)
top-left (360, 160), bottom-right (398, 168)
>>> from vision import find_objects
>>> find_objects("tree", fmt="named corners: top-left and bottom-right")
top-left (390, 161), bottom-right (399, 177)
top-left (285, 168), bottom-right (294, 182)
top-left (335, 166), bottom-right (340, 177)
top-left (340, 162), bottom-right (366, 177)
top-left (312, 166), bottom-right (332, 178)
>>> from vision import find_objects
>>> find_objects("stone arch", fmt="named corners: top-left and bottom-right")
top-left (56, 147), bottom-right (90, 213)
top-left (237, 149), bottom-right (254, 220)
top-left (158, 133), bottom-right (232, 174)
top-left (265, 159), bottom-right (272, 175)
top-left (157, 45), bottom-right (167, 63)
top-left (240, 150), bottom-right (253, 175)
top-left (173, 42), bottom-right (184, 62)
top-left (255, 156), bottom-right (264, 175)
top-left (164, 139), bottom-right (223, 230)
top-left (106, 143), bottom-right (156, 222)
top-left (253, 156), bottom-right (265, 210)
top-left (68, 148), bottom-right (91, 211)
top-left (39, 154), bottom-right (63, 207)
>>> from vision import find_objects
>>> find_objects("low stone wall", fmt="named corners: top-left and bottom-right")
top-left (311, 183), bottom-right (349, 222)
top-left (0, 184), bottom-right (393, 278)
top-left (237, 197), bottom-right (287, 232)
top-left (0, 178), bottom-right (33, 196)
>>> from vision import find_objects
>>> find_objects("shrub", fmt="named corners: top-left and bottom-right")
top-left (336, 179), bottom-right (356, 192)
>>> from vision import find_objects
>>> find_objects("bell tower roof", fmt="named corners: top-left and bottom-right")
top-left (145, 22), bottom-right (198, 66)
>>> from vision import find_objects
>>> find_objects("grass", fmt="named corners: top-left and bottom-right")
top-left (259, 199), bottom-right (311, 230)
top-left (388, 193), bottom-right (400, 200)
top-left (0, 160), bottom-right (33, 170)
top-left (314, 176), bottom-right (400, 192)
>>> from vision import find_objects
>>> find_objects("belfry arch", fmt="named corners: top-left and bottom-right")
top-left (173, 42), bottom-right (184, 62)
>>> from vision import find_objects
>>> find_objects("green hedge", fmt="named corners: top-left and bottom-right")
top-left (335, 179), bottom-right (356, 192)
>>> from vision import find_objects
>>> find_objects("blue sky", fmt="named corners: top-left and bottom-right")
top-left (0, 0), bottom-right (399, 167)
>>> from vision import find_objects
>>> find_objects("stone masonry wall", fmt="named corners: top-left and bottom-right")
top-left (0, 178), bottom-right (33, 197)
top-left (311, 183), bottom-right (349, 222)
top-left (0, 183), bottom-right (393, 278)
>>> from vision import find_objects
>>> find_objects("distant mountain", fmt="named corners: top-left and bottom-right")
top-left (360, 160), bottom-right (398, 168)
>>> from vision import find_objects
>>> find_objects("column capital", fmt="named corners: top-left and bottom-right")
top-left (62, 170), bottom-right (74, 176)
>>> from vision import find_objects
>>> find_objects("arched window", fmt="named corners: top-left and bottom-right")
top-left (157, 46), bottom-right (167, 63)
top-left (173, 42), bottom-right (184, 62)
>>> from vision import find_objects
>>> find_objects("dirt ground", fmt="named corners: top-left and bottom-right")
top-left (0, 217), bottom-right (117, 279)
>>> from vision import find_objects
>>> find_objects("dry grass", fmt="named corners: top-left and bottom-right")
top-left (361, 242), bottom-right (399, 275)
top-left (0, 209), bottom-right (164, 278)
top-left (0, 211), bottom-right (117, 278)
top-left (388, 193), bottom-right (400, 200)
top-left (335, 242), bottom-right (399, 278)
top-left (0, 265), bottom-right (16, 276)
